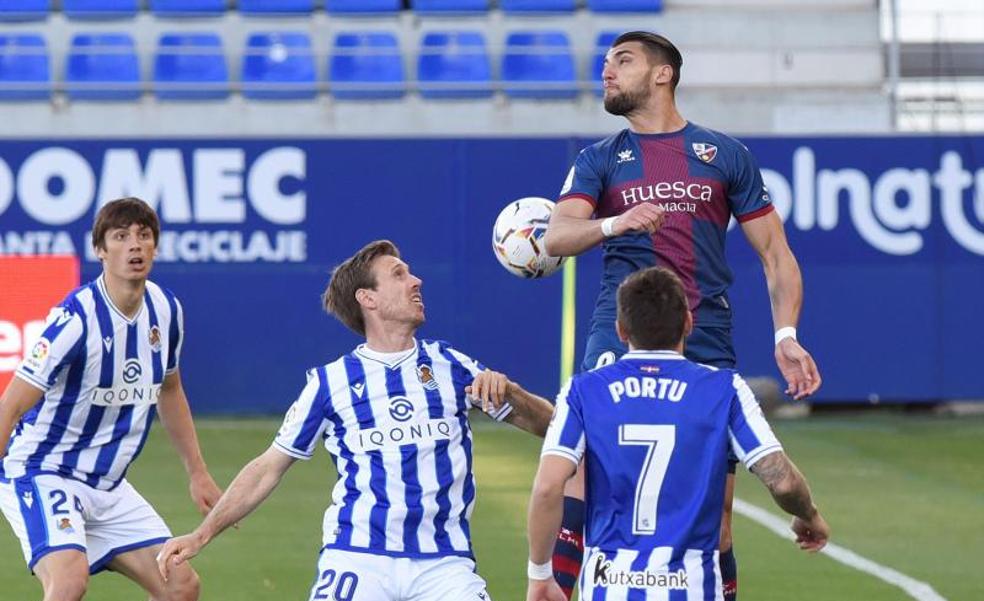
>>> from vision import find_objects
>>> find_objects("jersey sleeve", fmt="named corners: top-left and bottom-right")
top-left (166, 296), bottom-right (184, 375)
top-left (540, 377), bottom-right (585, 465)
top-left (557, 147), bottom-right (604, 208)
top-left (273, 368), bottom-right (330, 460)
top-left (444, 346), bottom-right (513, 422)
top-left (16, 303), bottom-right (86, 392)
top-left (728, 143), bottom-right (775, 223)
top-left (728, 373), bottom-right (783, 469)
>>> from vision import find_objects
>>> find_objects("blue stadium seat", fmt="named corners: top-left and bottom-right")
top-left (0, 0), bottom-right (49, 21)
top-left (150, 0), bottom-right (226, 17)
top-left (593, 31), bottom-right (621, 95)
top-left (154, 33), bottom-right (228, 100)
top-left (501, 31), bottom-right (577, 99)
top-left (325, 0), bottom-right (400, 13)
top-left (65, 33), bottom-right (141, 100)
top-left (0, 34), bottom-right (50, 100)
top-left (64, 0), bottom-right (139, 19)
top-left (500, 0), bottom-right (574, 12)
top-left (587, 0), bottom-right (662, 12)
top-left (239, 0), bottom-right (313, 15)
top-left (241, 32), bottom-right (317, 100)
top-left (410, 0), bottom-right (489, 14)
top-left (418, 31), bottom-right (491, 99)
top-left (330, 32), bottom-right (404, 100)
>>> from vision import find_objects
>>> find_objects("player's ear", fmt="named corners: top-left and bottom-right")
top-left (683, 310), bottom-right (694, 339)
top-left (653, 63), bottom-right (673, 87)
top-left (355, 288), bottom-right (375, 310)
top-left (615, 319), bottom-right (629, 344)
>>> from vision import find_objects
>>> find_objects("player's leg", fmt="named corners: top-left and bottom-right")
top-left (306, 548), bottom-right (396, 601)
top-left (106, 545), bottom-right (200, 601)
top-left (721, 470), bottom-right (738, 601)
top-left (0, 475), bottom-right (91, 600)
top-left (404, 555), bottom-right (490, 601)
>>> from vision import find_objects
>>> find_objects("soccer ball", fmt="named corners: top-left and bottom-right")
top-left (492, 197), bottom-right (567, 279)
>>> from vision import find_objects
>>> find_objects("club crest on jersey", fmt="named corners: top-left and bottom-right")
top-left (692, 142), bottom-right (718, 163)
top-left (416, 364), bottom-right (439, 390)
top-left (57, 518), bottom-right (75, 534)
top-left (148, 326), bottom-right (162, 352)
top-left (617, 149), bottom-right (635, 164)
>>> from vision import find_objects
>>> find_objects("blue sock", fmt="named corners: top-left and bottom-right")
top-left (721, 546), bottom-right (738, 601)
top-left (552, 497), bottom-right (585, 600)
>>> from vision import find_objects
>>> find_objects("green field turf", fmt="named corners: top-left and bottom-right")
top-left (1, 414), bottom-right (980, 600)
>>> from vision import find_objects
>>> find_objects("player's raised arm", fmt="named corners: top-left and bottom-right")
top-left (749, 452), bottom-right (829, 552)
top-left (157, 446), bottom-right (296, 580)
top-left (544, 198), bottom-right (665, 257)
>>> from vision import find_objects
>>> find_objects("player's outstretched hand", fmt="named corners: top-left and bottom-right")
top-left (775, 338), bottom-right (821, 400)
top-left (156, 533), bottom-right (205, 581)
top-left (791, 512), bottom-right (830, 553)
top-left (466, 369), bottom-right (510, 413)
top-left (189, 470), bottom-right (223, 516)
top-left (526, 577), bottom-right (568, 601)
top-left (612, 203), bottom-right (666, 236)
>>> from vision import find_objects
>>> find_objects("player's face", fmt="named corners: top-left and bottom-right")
top-left (369, 255), bottom-right (425, 327)
top-left (602, 42), bottom-right (656, 116)
top-left (96, 223), bottom-right (157, 283)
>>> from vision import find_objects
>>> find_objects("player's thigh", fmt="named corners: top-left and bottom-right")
top-left (406, 556), bottom-right (490, 601)
top-left (84, 480), bottom-right (171, 574)
top-left (33, 548), bottom-right (90, 598)
top-left (719, 472), bottom-right (736, 550)
top-left (0, 474), bottom-right (88, 570)
top-left (581, 328), bottom-right (626, 373)
top-left (307, 548), bottom-right (394, 601)
top-left (108, 543), bottom-right (199, 600)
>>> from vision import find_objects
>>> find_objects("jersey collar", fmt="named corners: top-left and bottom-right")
top-left (623, 350), bottom-right (685, 360)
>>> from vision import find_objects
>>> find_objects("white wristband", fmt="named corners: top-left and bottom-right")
top-left (527, 559), bottom-right (553, 580)
top-left (774, 327), bottom-right (797, 345)
top-left (600, 216), bottom-right (618, 237)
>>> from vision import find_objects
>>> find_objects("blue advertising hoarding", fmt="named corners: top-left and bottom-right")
top-left (0, 135), bottom-right (981, 411)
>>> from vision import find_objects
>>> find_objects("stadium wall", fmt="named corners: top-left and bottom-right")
top-left (0, 135), bottom-right (981, 410)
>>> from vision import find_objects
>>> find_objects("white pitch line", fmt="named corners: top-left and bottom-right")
top-left (733, 498), bottom-right (947, 601)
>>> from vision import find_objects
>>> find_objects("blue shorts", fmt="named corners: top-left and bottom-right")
top-left (581, 324), bottom-right (739, 473)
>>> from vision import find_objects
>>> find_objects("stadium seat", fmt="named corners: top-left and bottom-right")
top-left (63, 0), bottom-right (139, 19)
top-left (418, 31), bottom-right (491, 99)
top-left (241, 32), bottom-right (317, 100)
top-left (410, 0), bottom-right (489, 14)
top-left (330, 32), bottom-right (404, 100)
top-left (0, 34), bottom-right (50, 100)
top-left (325, 0), bottom-right (400, 13)
top-left (593, 31), bottom-right (621, 95)
top-left (154, 33), bottom-right (228, 100)
top-left (65, 33), bottom-right (141, 100)
top-left (0, 0), bottom-right (49, 21)
top-left (586, 0), bottom-right (662, 12)
top-left (149, 0), bottom-right (226, 17)
top-left (239, 0), bottom-right (313, 15)
top-left (500, 0), bottom-right (575, 12)
top-left (501, 31), bottom-right (578, 99)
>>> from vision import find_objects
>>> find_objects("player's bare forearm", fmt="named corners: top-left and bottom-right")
top-left (194, 447), bottom-right (294, 544)
top-left (750, 452), bottom-right (816, 520)
top-left (544, 212), bottom-right (607, 257)
top-left (764, 244), bottom-right (803, 330)
top-left (157, 371), bottom-right (209, 478)
top-left (0, 378), bottom-right (45, 461)
top-left (527, 457), bottom-right (573, 563)
top-left (504, 383), bottom-right (555, 437)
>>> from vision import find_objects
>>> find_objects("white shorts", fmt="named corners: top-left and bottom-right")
top-left (308, 548), bottom-right (491, 601)
top-left (0, 473), bottom-right (171, 573)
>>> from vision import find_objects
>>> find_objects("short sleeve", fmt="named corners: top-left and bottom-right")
top-left (16, 304), bottom-right (85, 392)
top-left (540, 377), bottom-right (585, 465)
top-left (558, 147), bottom-right (604, 208)
top-left (728, 373), bottom-right (782, 469)
top-left (444, 346), bottom-right (513, 422)
top-left (273, 369), bottom-right (330, 460)
top-left (166, 297), bottom-right (184, 374)
top-left (728, 143), bottom-right (775, 223)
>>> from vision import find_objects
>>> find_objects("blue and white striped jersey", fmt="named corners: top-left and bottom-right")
top-left (2, 275), bottom-right (182, 491)
top-left (273, 339), bottom-right (512, 559)
top-left (542, 350), bottom-right (781, 600)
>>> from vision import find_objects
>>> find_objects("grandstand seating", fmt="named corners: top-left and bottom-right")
top-left (587, 0), bottom-right (662, 11)
top-left (154, 33), bottom-right (228, 100)
top-left (501, 0), bottom-right (575, 12)
top-left (501, 31), bottom-right (578, 99)
top-left (418, 31), bottom-right (492, 99)
top-left (330, 32), bottom-right (404, 100)
top-left (64, 0), bottom-right (139, 19)
top-left (411, 0), bottom-right (490, 13)
top-left (326, 0), bottom-right (401, 13)
top-left (0, 0), bottom-right (49, 21)
top-left (239, 0), bottom-right (313, 15)
top-left (0, 34), bottom-right (50, 100)
top-left (65, 33), bottom-right (140, 100)
top-left (241, 32), bottom-right (317, 100)
top-left (149, 0), bottom-right (226, 17)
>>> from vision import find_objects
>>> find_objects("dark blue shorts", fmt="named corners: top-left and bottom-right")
top-left (581, 323), bottom-right (739, 473)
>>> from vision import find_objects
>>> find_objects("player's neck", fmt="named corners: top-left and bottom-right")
top-left (364, 324), bottom-right (416, 353)
top-left (626, 103), bottom-right (687, 135)
top-left (102, 273), bottom-right (146, 319)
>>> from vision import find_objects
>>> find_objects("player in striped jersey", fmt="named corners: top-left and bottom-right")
top-left (157, 240), bottom-right (554, 601)
top-left (525, 267), bottom-right (828, 601)
top-left (0, 198), bottom-right (222, 601)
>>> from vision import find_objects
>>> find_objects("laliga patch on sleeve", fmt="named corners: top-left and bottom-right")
top-left (23, 337), bottom-right (51, 372)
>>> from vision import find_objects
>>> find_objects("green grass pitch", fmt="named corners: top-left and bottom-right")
top-left (1, 414), bottom-right (981, 600)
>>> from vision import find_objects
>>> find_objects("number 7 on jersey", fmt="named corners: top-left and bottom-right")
top-left (619, 424), bottom-right (676, 535)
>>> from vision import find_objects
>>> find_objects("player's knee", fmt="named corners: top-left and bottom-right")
top-left (42, 573), bottom-right (89, 601)
top-left (163, 564), bottom-right (200, 601)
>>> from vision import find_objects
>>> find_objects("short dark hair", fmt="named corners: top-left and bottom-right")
top-left (92, 197), bottom-right (160, 251)
top-left (612, 31), bottom-right (683, 90)
top-left (323, 240), bottom-right (400, 336)
top-left (616, 267), bottom-right (688, 350)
